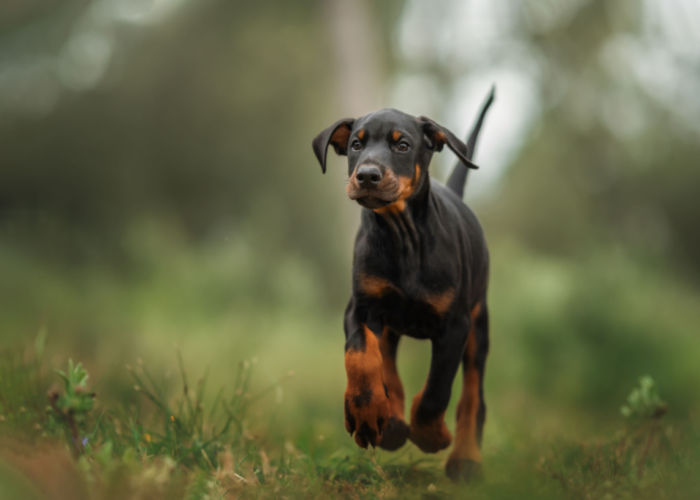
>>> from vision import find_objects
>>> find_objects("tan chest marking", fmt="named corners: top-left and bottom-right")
top-left (424, 288), bottom-right (456, 315)
top-left (359, 274), bottom-right (455, 316)
top-left (358, 274), bottom-right (400, 298)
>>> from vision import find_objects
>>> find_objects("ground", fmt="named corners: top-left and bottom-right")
top-left (1, 240), bottom-right (699, 499)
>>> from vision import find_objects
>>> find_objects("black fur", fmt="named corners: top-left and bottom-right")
top-left (313, 87), bottom-right (495, 460)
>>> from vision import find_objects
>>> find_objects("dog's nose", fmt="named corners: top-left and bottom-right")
top-left (355, 165), bottom-right (382, 188)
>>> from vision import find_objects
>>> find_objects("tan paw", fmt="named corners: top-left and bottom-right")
top-left (344, 383), bottom-right (391, 448)
top-left (409, 417), bottom-right (452, 453)
top-left (408, 390), bottom-right (452, 453)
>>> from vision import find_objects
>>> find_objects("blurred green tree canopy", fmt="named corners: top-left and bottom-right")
top-left (387, 0), bottom-right (700, 285)
top-left (489, 0), bottom-right (700, 282)
top-left (1, 1), bottom-right (357, 292)
top-left (1, 0), bottom-right (699, 297)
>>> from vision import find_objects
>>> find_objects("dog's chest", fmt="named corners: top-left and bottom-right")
top-left (358, 265), bottom-right (454, 301)
top-left (356, 258), bottom-right (459, 338)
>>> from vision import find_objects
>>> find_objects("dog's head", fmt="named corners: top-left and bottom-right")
top-left (312, 109), bottom-right (478, 210)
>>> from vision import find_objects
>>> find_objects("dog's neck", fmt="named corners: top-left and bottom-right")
top-left (365, 172), bottom-right (432, 265)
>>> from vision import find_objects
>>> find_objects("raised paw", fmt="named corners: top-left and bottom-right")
top-left (445, 457), bottom-right (483, 482)
top-left (344, 385), bottom-right (392, 448)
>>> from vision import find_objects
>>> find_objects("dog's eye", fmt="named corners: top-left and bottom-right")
top-left (350, 140), bottom-right (363, 151)
top-left (395, 141), bottom-right (410, 153)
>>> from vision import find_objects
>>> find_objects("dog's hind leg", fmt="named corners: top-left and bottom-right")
top-left (446, 301), bottom-right (489, 481)
top-left (378, 328), bottom-right (409, 450)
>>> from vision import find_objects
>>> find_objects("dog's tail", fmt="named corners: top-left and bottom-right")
top-left (446, 85), bottom-right (495, 199)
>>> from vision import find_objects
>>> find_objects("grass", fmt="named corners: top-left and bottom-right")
top-left (1, 235), bottom-right (700, 498)
top-left (1, 341), bottom-right (698, 499)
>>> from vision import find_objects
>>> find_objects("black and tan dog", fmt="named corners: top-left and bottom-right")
top-left (312, 88), bottom-right (495, 481)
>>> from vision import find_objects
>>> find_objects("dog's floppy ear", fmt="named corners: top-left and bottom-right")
top-left (312, 118), bottom-right (355, 173)
top-left (419, 116), bottom-right (479, 169)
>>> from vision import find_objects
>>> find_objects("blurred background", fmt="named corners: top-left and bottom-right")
top-left (1, 0), bottom-right (699, 474)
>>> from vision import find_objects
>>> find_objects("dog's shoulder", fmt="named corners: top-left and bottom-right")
top-left (429, 180), bottom-right (481, 227)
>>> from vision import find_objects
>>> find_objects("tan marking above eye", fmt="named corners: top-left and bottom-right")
top-left (392, 130), bottom-right (402, 142)
top-left (357, 129), bottom-right (365, 140)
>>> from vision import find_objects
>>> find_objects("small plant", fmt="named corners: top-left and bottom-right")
top-left (4, 349), bottom-right (311, 497)
top-left (47, 359), bottom-right (96, 457)
top-left (541, 375), bottom-right (676, 498)
top-left (620, 375), bottom-right (667, 421)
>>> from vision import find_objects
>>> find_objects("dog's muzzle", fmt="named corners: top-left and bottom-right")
top-left (347, 163), bottom-right (399, 208)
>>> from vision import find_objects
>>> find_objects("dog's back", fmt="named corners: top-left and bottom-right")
top-left (430, 179), bottom-right (489, 303)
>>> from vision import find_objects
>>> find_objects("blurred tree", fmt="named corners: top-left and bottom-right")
top-left (491, 0), bottom-right (700, 282)
top-left (0, 0), bottom-right (401, 305)
top-left (3, 0), bottom-right (698, 297)
top-left (391, 0), bottom-right (700, 283)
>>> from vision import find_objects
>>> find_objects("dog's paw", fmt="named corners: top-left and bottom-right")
top-left (445, 457), bottom-right (483, 482)
top-left (344, 385), bottom-right (391, 448)
top-left (378, 416), bottom-right (409, 451)
top-left (408, 391), bottom-right (452, 453)
top-left (409, 417), bottom-right (452, 453)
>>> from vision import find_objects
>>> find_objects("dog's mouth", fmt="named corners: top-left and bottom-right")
top-left (354, 195), bottom-right (394, 209)
top-left (346, 167), bottom-right (401, 208)
top-left (347, 186), bottom-right (399, 208)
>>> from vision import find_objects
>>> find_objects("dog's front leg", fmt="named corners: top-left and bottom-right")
top-left (343, 303), bottom-right (393, 448)
top-left (409, 318), bottom-right (469, 453)
top-left (377, 328), bottom-right (410, 450)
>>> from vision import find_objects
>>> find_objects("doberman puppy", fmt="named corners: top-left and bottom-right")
top-left (312, 88), bottom-right (495, 481)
